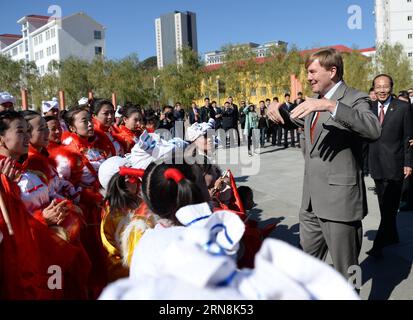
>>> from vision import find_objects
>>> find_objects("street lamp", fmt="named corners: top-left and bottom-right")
top-left (153, 75), bottom-right (161, 107)
top-left (153, 75), bottom-right (160, 90)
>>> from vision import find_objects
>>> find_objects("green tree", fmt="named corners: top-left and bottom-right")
top-left (158, 47), bottom-right (203, 107)
top-left (56, 57), bottom-right (91, 106)
top-left (0, 55), bottom-right (22, 103)
top-left (343, 50), bottom-right (373, 92)
top-left (373, 42), bottom-right (413, 92)
top-left (218, 44), bottom-right (257, 102)
top-left (263, 45), bottom-right (304, 96)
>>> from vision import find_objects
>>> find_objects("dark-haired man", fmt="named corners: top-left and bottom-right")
top-left (367, 74), bottom-right (413, 258)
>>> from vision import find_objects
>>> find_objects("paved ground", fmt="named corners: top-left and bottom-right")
top-left (216, 140), bottom-right (413, 300)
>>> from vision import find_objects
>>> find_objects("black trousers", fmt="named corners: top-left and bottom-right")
top-left (372, 179), bottom-right (403, 250)
top-left (401, 176), bottom-right (413, 209)
top-left (362, 142), bottom-right (369, 176)
top-left (247, 128), bottom-right (255, 151)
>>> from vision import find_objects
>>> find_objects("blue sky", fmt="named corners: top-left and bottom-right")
top-left (0, 0), bottom-right (376, 61)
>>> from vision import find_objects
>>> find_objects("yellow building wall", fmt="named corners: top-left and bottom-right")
top-left (196, 71), bottom-right (307, 107)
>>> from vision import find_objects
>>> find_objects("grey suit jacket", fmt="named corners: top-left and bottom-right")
top-left (280, 82), bottom-right (381, 222)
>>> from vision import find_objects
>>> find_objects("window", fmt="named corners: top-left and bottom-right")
top-left (271, 86), bottom-right (277, 95)
top-left (23, 30), bottom-right (27, 37)
top-left (12, 47), bottom-right (18, 56)
top-left (34, 37), bottom-right (38, 46)
top-left (25, 40), bottom-right (28, 52)
top-left (409, 52), bottom-right (413, 57)
top-left (46, 30), bottom-right (50, 40)
top-left (260, 87), bottom-right (267, 96)
top-left (39, 34), bottom-right (43, 44)
top-left (47, 47), bottom-right (51, 56)
top-left (94, 30), bottom-right (102, 40)
top-left (39, 65), bottom-right (45, 74)
top-left (51, 28), bottom-right (55, 38)
top-left (39, 50), bottom-right (44, 59)
top-left (95, 46), bottom-right (103, 55)
top-left (35, 52), bottom-right (39, 60)
top-left (409, 16), bottom-right (412, 21)
top-left (409, 33), bottom-right (413, 39)
top-left (250, 88), bottom-right (257, 96)
top-left (52, 45), bottom-right (56, 54)
top-left (19, 45), bottom-right (23, 53)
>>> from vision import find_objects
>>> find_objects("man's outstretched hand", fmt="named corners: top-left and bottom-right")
top-left (290, 97), bottom-right (337, 120)
top-left (267, 101), bottom-right (284, 124)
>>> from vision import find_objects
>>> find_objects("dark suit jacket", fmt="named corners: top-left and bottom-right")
top-left (200, 106), bottom-right (209, 123)
top-left (369, 98), bottom-right (413, 180)
top-left (188, 108), bottom-right (201, 125)
top-left (281, 102), bottom-right (296, 112)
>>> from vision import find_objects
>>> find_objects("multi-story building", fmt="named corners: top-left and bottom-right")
top-left (204, 41), bottom-right (288, 66)
top-left (0, 12), bottom-right (105, 75)
top-left (155, 11), bottom-right (198, 69)
top-left (375, 0), bottom-right (413, 57)
top-left (198, 44), bottom-right (375, 106)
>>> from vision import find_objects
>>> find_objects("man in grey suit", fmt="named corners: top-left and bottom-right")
top-left (268, 48), bottom-right (381, 278)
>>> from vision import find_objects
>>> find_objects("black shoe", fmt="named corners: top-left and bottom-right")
top-left (366, 247), bottom-right (383, 259)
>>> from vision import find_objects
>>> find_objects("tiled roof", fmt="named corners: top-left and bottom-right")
top-left (0, 34), bottom-right (22, 38)
top-left (27, 15), bottom-right (50, 20)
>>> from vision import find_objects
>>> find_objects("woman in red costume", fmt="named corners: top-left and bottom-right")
top-left (0, 110), bottom-right (90, 299)
top-left (59, 107), bottom-right (109, 299)
top-left (21, 111), bottom-right (83, 235)
top-left (115, 105), bottom-right (144, 153)
top-left (92, 99), bottom-right (124, 157)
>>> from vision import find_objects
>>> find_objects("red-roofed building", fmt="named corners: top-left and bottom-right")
top-left (0, 34), bottom-right (22, 50)
top-left (203, 44), bottom-right (375, 73)
top-left (1, 13), bottom-right (105, 76)
top-left (199, 43), bottom-right (375, 105)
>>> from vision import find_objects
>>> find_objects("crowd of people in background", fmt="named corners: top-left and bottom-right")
top-left (0, 48), bottom-right (413, 300)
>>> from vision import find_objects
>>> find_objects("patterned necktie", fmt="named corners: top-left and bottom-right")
top-left (379, 104), bottom-right (385, 125)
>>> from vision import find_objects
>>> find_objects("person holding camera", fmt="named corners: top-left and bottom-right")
top-left (158, 105), bottom-right (176, 137)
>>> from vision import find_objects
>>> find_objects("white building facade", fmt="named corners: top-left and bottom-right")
top-left (375, 0), bottom-right (413, 57)
top-left (204, 41), bottom-right (288, 66)
top-left (0, 12), bottom-right (105, 75)
top-left (155, 11), bottom-right (198, 69)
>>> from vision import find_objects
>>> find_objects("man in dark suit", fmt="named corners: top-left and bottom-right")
top-left (228, 96), bottom-right (240, 147)
top-left (200, 98), bottom-right (211, 123)
top-left (367, 74), bottom-right (413, 258)
top-left (280, 93), bottom-right (296, 147)
top-left (173, 102), bottom-right (185, 139)
top-left (188, 102), bottom-right (201, 125)
top-left (210, 100), bottom-right (222, 129)
top-left (268, 48), bottom-right (381, 278)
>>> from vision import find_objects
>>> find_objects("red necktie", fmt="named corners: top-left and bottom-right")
top-left (379, 104), bottom-right (385, 125)
top-left (310, 112), bottom-right (320, 144)
top-left (310, 95), bottom-right (324, 144)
